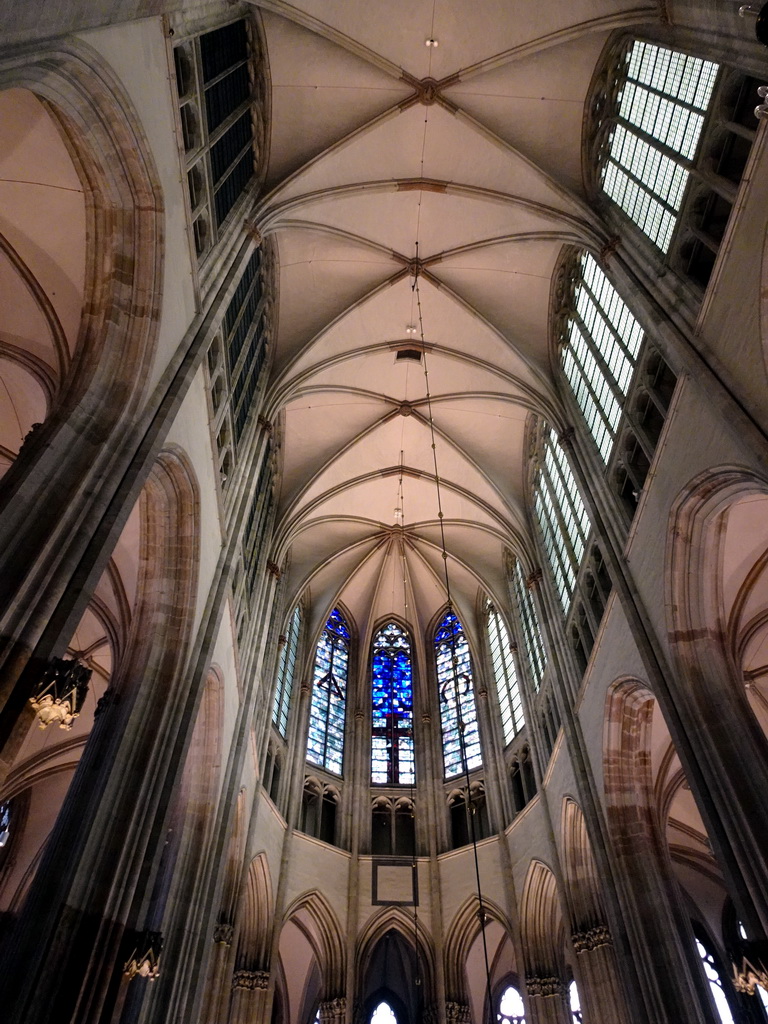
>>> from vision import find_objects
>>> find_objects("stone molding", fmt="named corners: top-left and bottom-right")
top-left (213, 922), bottom-right (234, 945)
top-left (232, 969), bottom-right (269, 991)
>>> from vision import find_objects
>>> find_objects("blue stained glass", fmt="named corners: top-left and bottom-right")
top-left (371, 622), bottom-right (414, 784)
top-left (307, 608), bottom-right (349, 775)
top-left (435, 611), bottom-right (482, 778)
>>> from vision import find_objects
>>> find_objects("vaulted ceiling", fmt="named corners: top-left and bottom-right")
top-left (256, 0), bottom-right (657, 644)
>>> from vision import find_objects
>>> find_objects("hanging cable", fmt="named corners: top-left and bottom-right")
top-left (414, 267), bottom-right (496, 1024)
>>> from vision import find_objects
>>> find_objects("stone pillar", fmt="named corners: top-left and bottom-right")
top-left (318, 996), bottom-right (347, 1024)
top-left (524, 975), bottom-right (569, 1024)
top-left (230, 969), bottom-right (270, 1024)
top-left (571, 926), bottom-right (630, 1024)
top-left (201, 924), bottom-right (236, 1024)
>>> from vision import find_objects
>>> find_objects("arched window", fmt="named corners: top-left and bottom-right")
top-left (559, 252), bottom-right (643, 464)
top-left (695, 928), bottom-right (737, 1024)
top-left (370, 1002), bottom-right (397, 1024)
top-left (599, 41), bottom-right (718, 253)
top-left (498, 983), bottom-right (526, 1023)
top-left (272, 605), bottom-right (301, 736)
top-left (435, 610), bottom-right (482, 778)
top-left (0, 801), bottom-right (9, 848)
top-left (371, 622), bottom-right (414, 785)
top-left (569, 980), bottom-right (583, 1023)
top-left (307, 608), bottom-right (349, 775)
top-left (485, 600), bottom-right (525, 742)
top-left (511, 559), bottom-right (547, 691)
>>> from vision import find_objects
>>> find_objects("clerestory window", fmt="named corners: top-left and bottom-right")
top-left (599, 41), bottom-right (718, 253)
top-left (485, 600), bottom-right (525, 742)
top-left (435, 610), bottom-right (482, 778)
top-left (307, 608), bottom-right (349, 775)
top-left (511, 560), bottom-right (547, 692)
top-left (532, 427), bottom-right (590, 613)
top-left (371, 622), bottom-right (415, 785)
top-left (272, 605), bottom-right (301, 737)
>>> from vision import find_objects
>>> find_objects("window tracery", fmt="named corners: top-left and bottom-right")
top-left (370, 622), bottom-right (415, 785)
top-left (485, 600), bottom-right (525, 742)
top-left (307, 608), bottom-right (349, 775)
top-left (695, 931), bottom-right (737, 1024)
top-left (435, 611), bottom-right (482, 778)
top-left (273, 605), bottom-right (301, 737)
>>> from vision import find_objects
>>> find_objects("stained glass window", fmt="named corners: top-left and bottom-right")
top-left (435, 611), bottom-right (482, 778)
top-left (307, 608), bottom-right (349, 775)
top-left (561, 253), bottom-right (644, 464)
top-left (371, 622), bottom-right (415, 785)
top-left (0, 802), bottom-right (9, 848)
top-left (486, 601), bottom-right (525, 743)
top-left (511, 560), bottom-right (547, 691)
top-left (272, 605), bottom-right (301, 737)
top-left (601, 41), bottom-right (718, 252)
top-left (533, 428), bottom-right (590, 613)
top-left (569, 980), bottom-right (583, 1024)
top-left (695, 938), bottom-right (735, 1024)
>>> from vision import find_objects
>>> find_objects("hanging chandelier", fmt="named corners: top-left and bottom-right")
top-left (28, 657), bottom-right (92, 730)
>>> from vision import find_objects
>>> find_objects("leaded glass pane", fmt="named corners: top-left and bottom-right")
top-left (533, 429), bottom-right (590, 613)
top-left (435, 611), bottom-right (482, 777)
top-left (498, 984), bottom-right (526, 1023)
top-left (371, 622), bottom-right (415, 785)
top-left (601, 41), bottom-right (718, 251)
top-left (696, 939), bottom-right (735, 1024)
top-left (486, 601), bottom-right (525, 743)
top-left (307, 608), bottom-right (349, 775)
top-left (512, 561), bottom-right (547, 692)
top-left (272, 605), bottom-right (301, 737)
top-left (560, 253), bottom-right (644, 464)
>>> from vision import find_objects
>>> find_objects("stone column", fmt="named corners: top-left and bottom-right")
top-left (571, 926), bottom-right (630, 1024)
top-left (201, 924), bottom-right (236, 1024)
top-left (230, 969), bottom-right (270, 1024)
top-left (524, 975), bottom-right (569, 1024)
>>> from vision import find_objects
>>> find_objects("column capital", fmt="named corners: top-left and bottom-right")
top-left (525, 974), bottom-right (564, 998)
top-left (213, 922), bottom-right (234, 945)
top-left (525, 568), bottom-right (543, 590)
top-left (557, 426), bottom-right (576, 451)
top-left (445, 1001), bottom-right (471, 1023)
top-left (318, 996), bottom-right (347, 1024)
top-left (572, 923), bottom-right (612, 953)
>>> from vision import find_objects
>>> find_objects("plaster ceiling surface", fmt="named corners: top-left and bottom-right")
top-left (255, 0), bottom-right (657, 646)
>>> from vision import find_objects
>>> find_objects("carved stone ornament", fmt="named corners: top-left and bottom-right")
top-left (257, 414), bottom-right (273, 434)
top-left (17, 421), bottom-right (43, 458)
top-left (526, 974), bottom-right (564, 998)
top-left (94, 688), bottom-right (119, 718)
top-left (572, 924), bottom-right (612, 953)
top-left (266, 561), bottom-right (281, 580)
top-left (445, 1002), bottom-right (471, 1024)
top-left (232, 969), bottom-right (269, 991)
top-left (318, 996), bottom-right (347, 1024)
top-left (29, 657), bottom-right (92, 730)
top-left (244, 219), bottom-right (262, 245)
top-left (213, 922), bottom-right (234, 945)
top-left (557, 426), bottom-right (576, 451)
top-left (598, 235), bottom-right (621, 262)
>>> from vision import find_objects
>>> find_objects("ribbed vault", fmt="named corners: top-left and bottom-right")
top-left (254, 0), bottom-right (658, 645)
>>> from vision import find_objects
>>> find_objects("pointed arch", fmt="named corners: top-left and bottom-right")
top-left (559, 798), bottom-right (605, 934)
top-left (236, 852), bottom-right (273, 972)
top-left (356, 905), bottom-right (436, 1007)
top-left (443, 894), bottom-right (513, 1004)
top-left (518, 860), bottom-right (564, 982)
top-left (283, 889), bottom-right (345, 997)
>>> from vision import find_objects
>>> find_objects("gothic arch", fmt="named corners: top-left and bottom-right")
top-left (356, 905), bottom-right (435, 997)
top-left (519, 860), bottom-right (565, 985)
top-left (443, 894), bottom-right (512, 1004)
top-left (282, 889), bottom-right (345, 997)
top-left (237, 852), bottom-right (274, 972)
top-left (559, 798), bottom-right (605, 934)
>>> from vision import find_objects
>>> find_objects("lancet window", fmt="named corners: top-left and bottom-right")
top-left (569, 980), bottom-right (583, 1023)
top-left (511, 560), bottom-right (547, 691)
top-left (532, 428), bottom-right (590, 613)
top-left (694, 931), bottom-right (736, 1024)
top-left (371, 622), bottom-right (415, 785)
top-left (435, 610), bottom-right (482, 778)
top-left (592, 40), bottom-right (760, 287)
top-left (272, 605), bottom-right (301, 737)
top-left (486, 600), bottom-right (525, 742)
top-left (307, 608), bottom-right (349, 775)
top-left (599, 41), bottom-right (718, 253)
top-left (172, 18), bottom-right (267, 259)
